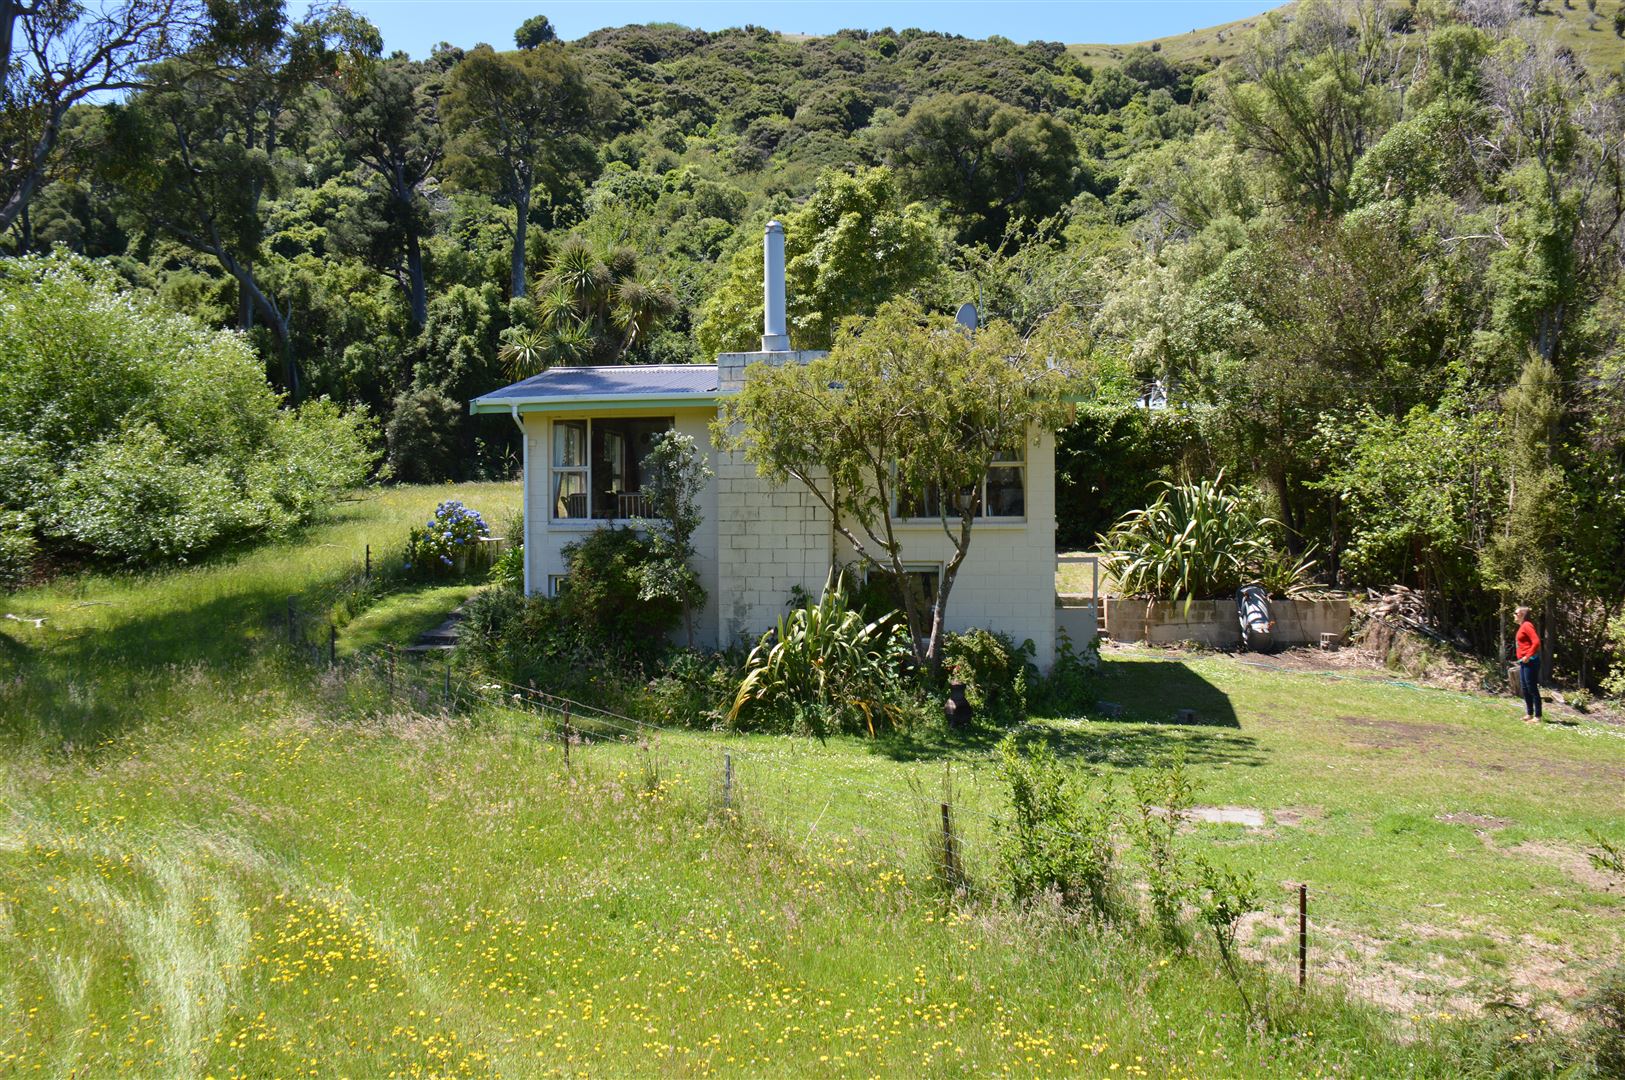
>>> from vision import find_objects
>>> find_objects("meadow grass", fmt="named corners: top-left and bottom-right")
top-left (1, 482), bottom-right (1621, 1076)
top-left (1067, 1), bottom-right (1625, 73)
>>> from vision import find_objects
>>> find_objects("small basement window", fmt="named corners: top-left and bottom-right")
top-left (551, 417), bottom-right (674, 521)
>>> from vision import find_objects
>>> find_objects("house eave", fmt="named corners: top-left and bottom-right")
top-left (469, 392), bottom-right (728, 416)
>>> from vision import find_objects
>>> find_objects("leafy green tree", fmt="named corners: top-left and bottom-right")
top-left (694, 167), bottom-right (942, 355)
top-left (100, 1), bottom-right (379, 394)
top-left (716, 300), bottom-right (1077, 674)
top-left (331, 56), bottom-right (442, 330)
top-left (440, 43), bottom-right (604, 299)
top-left (1216, 0), bottom-right (1399, 216)
top-left (514, 14), bottom-right (556, 49)
top-left (880, 92), bottom-right (1077, 244)
top-left (1485, 352), bottom-right (1568, 671)
top-left (1, 0), bottom-right (197, 234)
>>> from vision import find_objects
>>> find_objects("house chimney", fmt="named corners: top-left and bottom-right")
top-left (762, 220), bottom-right (789, 352)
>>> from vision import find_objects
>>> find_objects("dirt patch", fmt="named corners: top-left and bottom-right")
top-left (1185, 805), bottom-right (1266, 828)
top-left (1270, 806), bottom-right (1320, 828)
top-left (1437, 812), bottom-right (1513, 831)
top-left (1506, 841), bottom-right (1623, 893)
top-left (1336, 715), bottom-right (1441, 752)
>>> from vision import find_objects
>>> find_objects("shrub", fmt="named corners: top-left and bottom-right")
top-left (993, 734), bottom-right (1117, 919)
top-left (0, 511), bottom-right (35, 590)
top-left (1100, 474), bottom-right (1311, 600)
top-left (0, 252), bottom-right (377, 564)
top-left (1129, 754), bottom-right (1198, 947)
top-left (489, 544), bottom-right (525, 592)
top-left (385, 386), bottom-right (463, 484)
top-left (405, 501), bottom-right (491, 577)
top-left (942, 628), bottom-right (1032, 722)
top-left (560, 527), bottom-right (682, 658)
top-left (1029, 627), bottom-right (1099, 716)
top-left (727, 574), bottom-right (911, 738)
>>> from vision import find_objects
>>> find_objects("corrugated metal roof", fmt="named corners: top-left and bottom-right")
top-left (476, 364), bottom-right (719, 403)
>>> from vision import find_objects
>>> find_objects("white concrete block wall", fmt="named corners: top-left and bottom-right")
top-left (831, 424), bottom-right (1058, 668)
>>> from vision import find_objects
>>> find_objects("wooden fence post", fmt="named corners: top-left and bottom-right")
top-left (1298, 883), bottom-right (1308, 990)
top-left (365, 543), bottom-right (371, 579)
top-left (286, 596), bottom-right (296, 644)
top-left (723, 752), bottom-right (733, 811)
top-left (940, 802), bottom-right (960, 891)
top-left (562, 702), bottom-right (572, 772)
top-left (387, 644), bottom-right (396, 698)
top-left (328, 624), bottom-right (336, 667)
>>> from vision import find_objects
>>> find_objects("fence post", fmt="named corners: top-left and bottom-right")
top-left (387, 644), bottom-right (396, 698)
top-left (328, 624), bottom-right (337, 667)
top-left (365, 543), bottom-right (371, 579)
top-left (562, 702), bottom-right (572, 772)
top-left (443, 653), bottom-right (452, 710)
top-left (1298, 883), bottom-right (1308, 990)
top-left (286, 596), bottom-right (296, 644)
top-left (723, 752), bottom-right (733, 811)
top-left (940, 802), bottom-right (960, 891)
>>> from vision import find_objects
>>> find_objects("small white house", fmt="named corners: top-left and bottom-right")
top-left (472, 223), bottom-right (1085, 667)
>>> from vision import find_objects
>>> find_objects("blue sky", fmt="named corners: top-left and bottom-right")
top-left (341, 1), bottom-right (1282, 58)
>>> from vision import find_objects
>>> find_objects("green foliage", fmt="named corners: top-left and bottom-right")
top-left (727, 575), bottom-right (911, 739)
top-left (560, 527), bottom-right (683, 657)
top-left (942, 629), bottom-right (1032, 722)
top-left (992, 735), bottom-right (1117, 919)
top-left (1100, 475), bottom-right (1309, 601)
top-left (1582, 963), bottom-right (1625, 1077)
top-left (0, 511), bottom-right (37, 591)
top-left (0, 253), bottom-right (376, 564)
top-left (1055, 404), bottom-right (1206, 549)
top-left (489, 544), bottom-right (525, 592)
top-left (1484, 353), bottom-right (1568, 613)
top-left (385, 387), bottom-right (465, 484)
top-left (694, 168), bottom-right (944, 355)
top-left (632, 431), bottom-right (713, 646)
top-left (1129, 755), bottom-right (1197, 947)
top-left (880, 93), bottom-right (1078, 244)
top-left (1028, 627), bottom-right (1100, 716)
top-left (514, 14), bottom-right (557, 49)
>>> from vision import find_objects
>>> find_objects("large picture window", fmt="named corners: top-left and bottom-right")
top-left (894, 445), bottom-right (1026, 521)
top-left (551, 417), bottom-right (674, 521)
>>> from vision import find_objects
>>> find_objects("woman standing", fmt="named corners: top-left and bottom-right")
top-left (1514, 606), bottom-right (1542, 723)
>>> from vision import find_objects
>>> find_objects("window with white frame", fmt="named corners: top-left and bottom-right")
top-left (864, 562), bottom-right (941, 615)
top-left (547, 574), bottom-right (570, 598)
top-left (551, 417), bottom-right (673, 521)
top-left (894, 445), bottom-right (1026, 521)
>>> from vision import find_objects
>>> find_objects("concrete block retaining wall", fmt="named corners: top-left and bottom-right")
top-left (1103, 598), bottom-right (1352, 649)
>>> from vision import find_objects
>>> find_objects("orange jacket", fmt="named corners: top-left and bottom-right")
top-left (1516, 619), bottom-right (1541, 662)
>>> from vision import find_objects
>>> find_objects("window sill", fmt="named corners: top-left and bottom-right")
top-left (889, 518), bottom-right (1028, 529)
top-left (546, 518), bottom-right (659, 530)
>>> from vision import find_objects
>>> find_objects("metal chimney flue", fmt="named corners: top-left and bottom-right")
top-left (762, 220), bottom-right (789, 352)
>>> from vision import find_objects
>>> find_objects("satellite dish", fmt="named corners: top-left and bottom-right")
top-left (954, 302), bottom-right (979, 332)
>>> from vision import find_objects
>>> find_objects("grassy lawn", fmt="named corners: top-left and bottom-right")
top-left (336, 583), bottom-right (482, 658)
top-left (1, 483), bottom-right (1621, 1076)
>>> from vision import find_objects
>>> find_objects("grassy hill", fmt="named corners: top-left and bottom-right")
top-left (1069, 1), bottom-right (1625, 73)
top-left (1, 484), bottom-right (1622, 1075)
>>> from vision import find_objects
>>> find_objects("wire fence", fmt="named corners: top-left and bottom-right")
top-left (268, 594), bottom-right (1602, 1003)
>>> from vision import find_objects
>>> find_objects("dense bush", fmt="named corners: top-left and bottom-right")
top-left (0, 253), bottom-right (376, 565)
top-left (942, 629), bottom-right (1032, 722)
top-left (727, 576), bottom-right (912, 738)
top-left (0, 511), bottom-right (36, 590)
top-left (559, 527), bottom-right (684, 658)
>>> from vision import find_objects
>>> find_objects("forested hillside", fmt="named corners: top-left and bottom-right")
top-left (3, 0), bottom-right (1625, 688)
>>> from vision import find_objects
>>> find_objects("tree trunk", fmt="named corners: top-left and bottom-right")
top-left (0, 104), bottom-right (62, 236)
top-left (405, 226), bottom-right (428, 330)
top-left (510, 188), bottom-right (530, 299)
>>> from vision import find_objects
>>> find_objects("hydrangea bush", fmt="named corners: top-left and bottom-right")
top-left (405, 501), bottom-right (490, 576)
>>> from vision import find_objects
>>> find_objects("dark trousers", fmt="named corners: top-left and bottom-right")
top-left (1519, 658), bottom-right (1542, 718)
